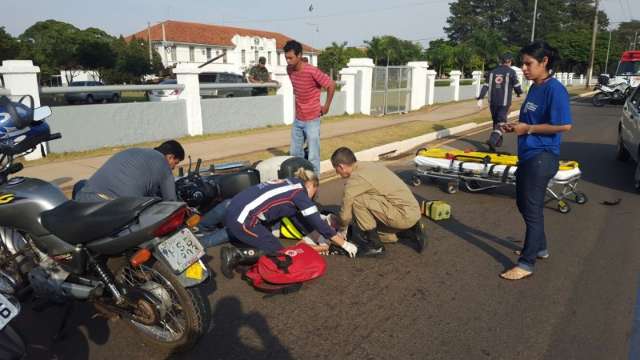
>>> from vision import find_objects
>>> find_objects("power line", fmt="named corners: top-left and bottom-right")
top-left (222, 0), bottom-right (444, 25)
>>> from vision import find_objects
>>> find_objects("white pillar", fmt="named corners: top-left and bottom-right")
top-left (472, 70), bottom-right (483, 98)
top-left (0, 60), bottom-right (44, 160)
top-left (347, 58), bottom-right (374, 115)
top-left (273, 71), bottom-right (295, 124)
top-left (514, 68), bottom-right (524, 88)
top-left (569, 72), bottom-right (575, 86)
top-left (426, 69), bottom-right (437, 105)
top-left (407, 61), bottom-right (429, 111)
top-left (580, 74), bottom-right (585, 85)
top-left (449, 70), bottom-right (462, 102)
top-left (339, 68), bottom-right (358, 115)
top-left (174, 63), bottom-right (203, 136)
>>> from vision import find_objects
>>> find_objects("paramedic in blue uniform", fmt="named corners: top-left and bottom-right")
top-left (477, 53), bottom-right (523, 151)
top-left (500, 41), bottom-right (572, 281)
top-left (219, 168), bottom-right (358, 278)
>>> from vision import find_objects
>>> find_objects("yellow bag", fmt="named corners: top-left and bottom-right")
top-left (421, 200), bottom-right (451, 221)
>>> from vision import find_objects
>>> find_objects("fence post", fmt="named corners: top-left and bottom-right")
top-left (449, 70), bottom-right (462, 101)
top-left (339, 68), bottom-right (358, 115)
top-left (569, 72), bottom-right (575, 86)
top-left (426, 69), bottom-right (437, 105)
top-left (0, 60), bottom-right (45, 160)
top-left (580, 74), bottom-right (585, 85)
top-left (407, 61), bottom-right (429, 111)
top-left (174, 63), bottom-right (203, 136)
top-left (347, 58), bottom-right (374, 115)
top-left (273, 71), bottom-right (295, 124)
top-left (472, 70), bottom-right (483, 97)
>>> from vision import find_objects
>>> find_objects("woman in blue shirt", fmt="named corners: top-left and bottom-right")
top-left (500, 41), bottom-right (573, 280)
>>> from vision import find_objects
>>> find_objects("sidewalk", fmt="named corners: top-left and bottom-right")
top-left (20, 99), bottom-right (499, 191)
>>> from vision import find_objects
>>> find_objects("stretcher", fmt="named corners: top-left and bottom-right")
top-left (411, 148), bottom-right (588, 214)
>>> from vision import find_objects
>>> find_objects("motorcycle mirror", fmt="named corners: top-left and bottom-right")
top-left (33, 106), bottom-right (52, 121)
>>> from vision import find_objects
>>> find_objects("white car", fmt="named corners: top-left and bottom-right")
top-left (618, 85), bottom-right (640, 191)
top-left (147, 79), bottom-right (182, 102)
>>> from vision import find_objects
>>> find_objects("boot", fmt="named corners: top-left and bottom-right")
top-left (399, 218), bottom-right (428, 253)
top-left (220, 246), bottom-right (263, 279)
top-left (358, 229), bottom-right (385, 257)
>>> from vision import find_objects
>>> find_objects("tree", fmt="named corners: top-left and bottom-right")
top-left (364, 36), bottom-right (424, 66)
top-left (318, 42), bottom-right (365, 79)
top-left (0, 27), bottom-right (20, 63)
top-left (102, 37), bottom-right (163, 84)
top-left (425, 39), bottom-right (455, 77)
top-left (469, 29), bottom-right (505, 71)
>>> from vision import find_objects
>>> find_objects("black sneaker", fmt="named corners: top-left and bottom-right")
top-left (220, 246), bottom-right (240, 279)
top-left (412, 218), bottom-right (428, 253)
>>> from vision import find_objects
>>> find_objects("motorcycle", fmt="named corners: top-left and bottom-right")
top-left (592, 74), bottom-right (633, 107)
top-left (0, 96), bottom-right (211, 352)
top-left (0, 271), bottom-right (25, 360)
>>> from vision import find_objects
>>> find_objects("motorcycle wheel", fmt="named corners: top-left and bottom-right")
top-left (592, 92), bottom-right (607, 107)
top-left (110, 259), bottom-right (211, 353)
top-left (0, 326), bottom-right (26, 360)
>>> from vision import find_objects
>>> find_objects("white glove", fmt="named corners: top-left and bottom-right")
top-left (477, 99), bottom-right (483, 107)
top-left (340, 241), bottom-right (358, 258)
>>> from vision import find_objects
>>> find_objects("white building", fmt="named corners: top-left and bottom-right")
top-left (127, 20), bottom-right (319, 76)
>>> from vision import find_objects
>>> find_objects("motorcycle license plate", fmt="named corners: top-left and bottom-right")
top-left (0, 293), bottom-right (18, 331)
top-left (157, 228), bottom-right (205, 273)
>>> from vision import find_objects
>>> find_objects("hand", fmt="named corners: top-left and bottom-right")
top-left (500, 123), bottom-right (514, 133)
top-left (476, 99), bottom-right (483, 108)
top-left (321, 104), bottom-right (330, 116)
top-left (512, 123), bottom-right (531, 136)
top-left (340, 241), bottom-right (358, 258)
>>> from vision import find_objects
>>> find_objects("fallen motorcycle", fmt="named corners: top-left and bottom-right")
top-left (0, 96), bottom-right (211, 353)
top-left (592, 74), bottom-right (632, 107)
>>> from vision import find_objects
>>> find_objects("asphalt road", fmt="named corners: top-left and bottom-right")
top-left (13, 99), bottom-right (640, 360)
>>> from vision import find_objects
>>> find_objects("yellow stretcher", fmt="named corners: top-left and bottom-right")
top-left (412, 148), bottom-right (587, 214)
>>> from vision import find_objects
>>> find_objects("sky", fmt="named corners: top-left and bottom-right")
top-left (2, 0), bottom-right (638, 49)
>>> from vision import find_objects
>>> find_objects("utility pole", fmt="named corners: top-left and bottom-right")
top-left (605, 30), bottom-right (612, 75)
top-left (586, 0), bottom-right (599, 88)
top-left (147, 22), bottom-right (153, 64)
top-left (634, 31), bottom-right (638, 50)
top-left (530, 0), bottom-right (538, 42)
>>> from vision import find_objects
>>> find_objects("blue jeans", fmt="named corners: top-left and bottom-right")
top-left (289, 118), bottom-right (321, 174)
top-left (515, 151), bottom-right (559, 271)
top-left (196, 199), bottom-right (231, 248)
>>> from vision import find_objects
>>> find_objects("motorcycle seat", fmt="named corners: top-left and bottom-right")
top-left (41, 197), bottom-right (161, 244)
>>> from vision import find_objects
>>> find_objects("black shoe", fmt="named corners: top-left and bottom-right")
top-left (220, 246), bottom-right (241, 279)
top-left (358, 244), bottom-right (386, 257)
top-left (411, 218), bottom-right (428, 253)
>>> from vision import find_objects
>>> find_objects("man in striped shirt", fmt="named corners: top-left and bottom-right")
top-left (284, 40), bottom-right (336, 174)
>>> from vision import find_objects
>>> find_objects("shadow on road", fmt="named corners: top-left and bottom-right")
top-left (178, 296), bottom-right (292, 360)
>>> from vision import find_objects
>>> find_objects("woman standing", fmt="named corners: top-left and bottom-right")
top-left (500, 41), bottom-right (573, 280)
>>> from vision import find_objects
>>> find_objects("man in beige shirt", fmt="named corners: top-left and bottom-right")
top-left (331, 147), bottom-right (428, 256)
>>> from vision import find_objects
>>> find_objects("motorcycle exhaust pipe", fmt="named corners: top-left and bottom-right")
top-left (60, 282), bottom-right (101, 299)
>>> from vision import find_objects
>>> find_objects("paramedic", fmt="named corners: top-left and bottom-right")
top-left (477, 53), bottom-right (523, 150)
top-left (219, 168), bottom-right (357, 279)
top-left (331, 147), bottom-right (428, 256)
top-left (499, 41), bottom-right (572, 280)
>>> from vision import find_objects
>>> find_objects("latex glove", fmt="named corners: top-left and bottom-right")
top-left (476, 99), bottom-right (483, 107)
top-left (340, 241), bottom-right (358, 258)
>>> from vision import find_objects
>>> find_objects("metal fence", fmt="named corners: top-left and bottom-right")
top-left (371, 66), bottom-right (412, 116)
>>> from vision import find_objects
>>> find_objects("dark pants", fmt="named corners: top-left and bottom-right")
top-left (515, 151), bottom-right (559, 271)
top-left (489, 104), bottom-right (509, 129)
top-left (226, 221), bottom-right (283, 254)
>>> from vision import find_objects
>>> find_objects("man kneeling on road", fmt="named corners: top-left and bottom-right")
top-left (331, 147), bottom-right (428, 256)
top-left (75, 140), bottom-right (229, 247)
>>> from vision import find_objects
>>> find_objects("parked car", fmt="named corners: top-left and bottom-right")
top-left (147, 79), bottom-right (182, 102)
top-left (199, 72), bottom-right (252, 98)
top-left (617, 85), bottom-right (640, 191)
top-left (64, 81), bottom-right (120, 105)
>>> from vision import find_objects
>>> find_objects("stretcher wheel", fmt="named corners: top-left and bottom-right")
top-left (574, 192), bottom-right (588, 205)
top-left (557, 201), bottom-right (571, 214)
top-left (411, 176), bottom-right (422, 187)
top-left (445, 183), bottom-right (458, 194)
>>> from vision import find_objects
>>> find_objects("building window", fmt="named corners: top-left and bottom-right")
top-left (255, 50), bottom-right (259, 63)
top-left (171, 46), bottom-right (177, 62)
top-left (189, 46), bottom-right (195, 62)
top-left (277, 52), bottom-right (281, 66)
top-left (268, 51), bottom-right (272, 65)
top-left (206, 48), bottom-right (212, 59)
top-left (241, 50), bottom-right (246, 64)
top-left (223, 50), bottom-right (228, 64)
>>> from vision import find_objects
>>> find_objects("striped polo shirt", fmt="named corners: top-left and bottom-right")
top-left (287, 63), bottom-right (332, 121)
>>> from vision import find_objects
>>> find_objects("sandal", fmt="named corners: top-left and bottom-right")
top-left (500, 266), bottom-right (533, 280)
